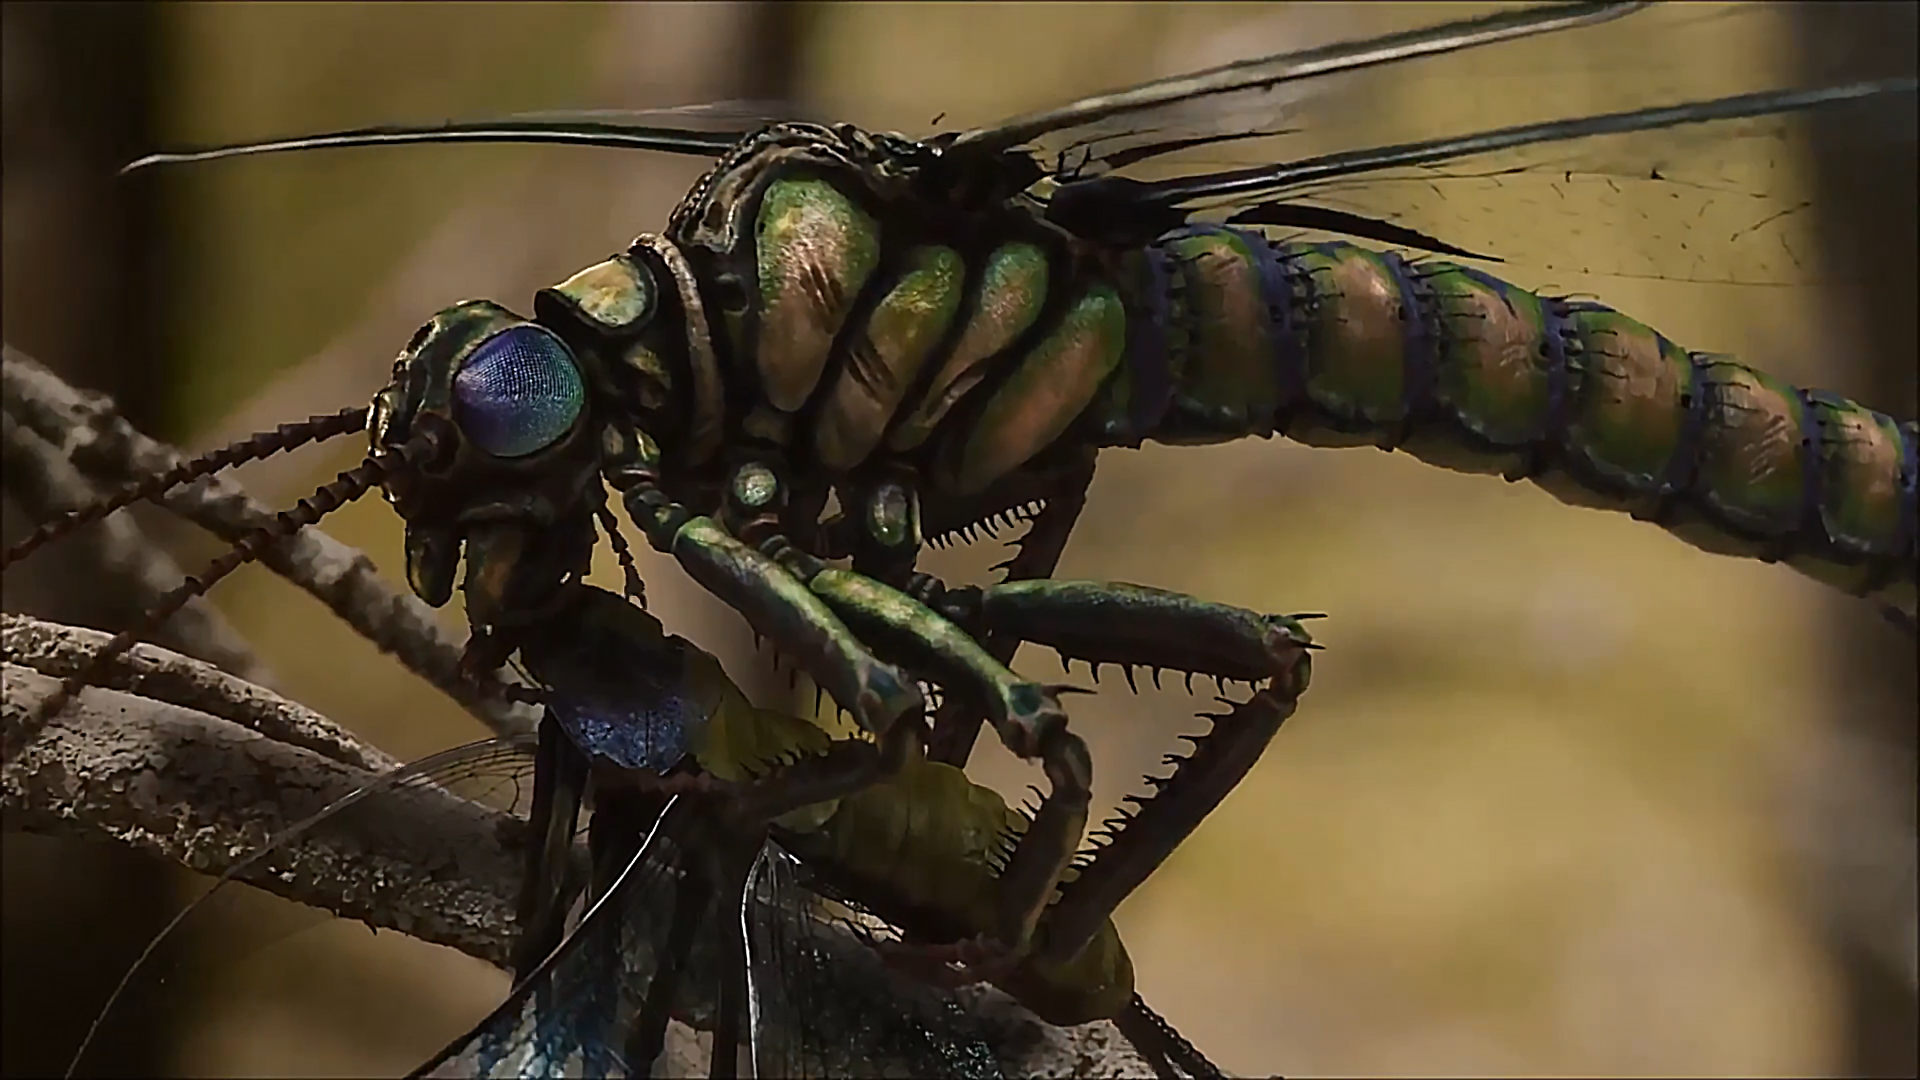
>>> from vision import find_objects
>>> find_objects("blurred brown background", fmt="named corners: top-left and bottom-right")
top-left (3, 2), bottom-right (1914, 1077)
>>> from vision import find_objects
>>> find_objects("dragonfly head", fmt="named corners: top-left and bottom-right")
top-left (369, 300), bottom-right (604, 629)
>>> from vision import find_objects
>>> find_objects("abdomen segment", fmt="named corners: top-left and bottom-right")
top-left (1102, 228), bottom-right (1916, 617)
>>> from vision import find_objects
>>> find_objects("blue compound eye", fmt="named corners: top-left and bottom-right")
top-left (452, 325), bottom-right (585, 458)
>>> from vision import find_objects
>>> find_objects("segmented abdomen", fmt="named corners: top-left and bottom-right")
top-left (1099, 227), bottom-right (1917, 618)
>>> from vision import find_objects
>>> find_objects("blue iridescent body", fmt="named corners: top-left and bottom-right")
top-left (519, 612), bottom-right (698, 774)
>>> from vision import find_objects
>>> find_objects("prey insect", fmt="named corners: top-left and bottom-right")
top-left (73, 584), bottom-right (1246, 1078)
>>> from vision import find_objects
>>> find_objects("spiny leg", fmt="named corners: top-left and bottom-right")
top-left (789, 554), bottom-right (1071, 759)
top-left (810, 460), bottom-right (1101, 769)
top-left (767, 548), bottom-right (1096, 956)
top-left (605, 421), bottom-right (1090, 963)
top-left (600, 420), bottom-right (923, 741)
top-left (924, 457), bottom-right (1095, 767)
top-left (797, 564), bottom-right (1095, 946)
top-left (922, 578), bottom-right (1315, 966)
top-left (608, 420), bottom-right (1071, 782)
top-left (726, 710), bottom-right (926, 827)
top-left (803, 453), bottom-right (1095, 766)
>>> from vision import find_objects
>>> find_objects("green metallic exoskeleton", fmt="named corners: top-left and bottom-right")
top-left (19, 7), bottom-right (1914, 1074)
top-left (1099, 236), bottom-right (1915, 621)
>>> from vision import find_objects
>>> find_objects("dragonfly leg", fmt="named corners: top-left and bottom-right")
top-left (614, 425), bottom-right (1076, 795)
top-left (784, 562), bottom-right (1091, 957)
top-left (925, 459), bottom-right (1096, 767)
top-left (602, 422), bottom-right (923, 741)
top-left (928, 579), bottom-right (1315, 965)
top-left (728, 710), bottom-right (925, 827)
top-left (1113, 993), bottom-right (1225, 1080)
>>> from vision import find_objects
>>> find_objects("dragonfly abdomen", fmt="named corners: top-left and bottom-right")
top-left (1101, 229), bottom-right (1916, 616)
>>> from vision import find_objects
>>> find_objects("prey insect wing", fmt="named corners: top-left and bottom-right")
top-left (743, 846), bottom-right (1004, 1079)
top-left (412, 791), bottom-right (1011, 1078)
top-left (411, 793), bottom-right (689, 1079)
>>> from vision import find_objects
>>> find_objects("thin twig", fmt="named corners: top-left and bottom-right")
top-left (0, 345), bottom-right (534, 738)
top-left (0, 410), bottom-right (270, 686)
top-left (0, 621), bottom-right (1158, 1078)
top-left (2, 613), bottom-right (394, 773)
top-left (1, 659), bottom-right (519, 962)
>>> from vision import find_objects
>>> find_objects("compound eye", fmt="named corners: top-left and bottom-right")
top-left (452, 325), bottom-right (585, 458)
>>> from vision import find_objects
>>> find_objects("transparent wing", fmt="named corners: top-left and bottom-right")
top-left (988, 2), bottom-right (1913, 286)
top-left (410, 808), bottom-right (1007, 1079)
top-left (481, 101), bottom-right (821, 129)
top-left (1182, 79), bottom-right (1916, 285)
top-left (66, 734), bottom-right (541, 1078)
top-left (411, 794), bottom-right (698, 1080)
top-left (746, 845), bottom-right (1004, 1080)
top-left (940, 1), bottom-right (1648, 165)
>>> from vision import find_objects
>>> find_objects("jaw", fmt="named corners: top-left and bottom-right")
top-left (469, 512), bottom-right (598, 631)
top-left (402, 508), bottom-right (598, 633)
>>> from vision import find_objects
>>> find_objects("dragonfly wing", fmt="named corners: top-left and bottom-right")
top-left (940, 1), bottom-right (1646, 165)
top-left (744, 845), bottom-right (1004, 1080)
top-left (980, 2), bottom-right (1913, 287)
top-left (1117, 79), bottom-right (1916, 286)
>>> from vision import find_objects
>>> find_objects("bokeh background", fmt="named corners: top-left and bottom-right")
top-left (3, 2), bottom-right (1915, 1076)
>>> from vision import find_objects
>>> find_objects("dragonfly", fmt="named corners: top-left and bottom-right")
top-left (7, 1), bottom-right (1912, 1073)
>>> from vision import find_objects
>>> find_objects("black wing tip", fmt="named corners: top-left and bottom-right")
top-left (1224, 201), bottom-right (1499, 262)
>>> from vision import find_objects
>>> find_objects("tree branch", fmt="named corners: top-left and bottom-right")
top-left (1, 344), bottom-right (535, 738)
top-left (0, 616), bottom-right (1159, 1078)
top-left (0, 409), bottom-right (270, 686)
top-left (2, 624), bottom-right (516, 964)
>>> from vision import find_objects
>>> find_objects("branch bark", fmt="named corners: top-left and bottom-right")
top-left (0, 615), bottom-right (1159, 1078)
top-left (0, 408), bottom-right (268, 686)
